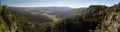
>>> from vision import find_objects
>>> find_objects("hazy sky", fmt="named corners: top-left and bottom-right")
top-left (1, 0), bottom-right (120, 8)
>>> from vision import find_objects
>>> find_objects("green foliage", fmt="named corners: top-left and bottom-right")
top-left (0, 5), bottom-right (18, 32)
top-left (55, 3), bottom-right (120, 32)
top-left (0, 2), bottom-right (120, 32)
top-left (0, 15), bottom-right (9, 32)
top-left (54, 5), bottom-right (108, 32)
top-left (9, 8), bottom-right (57, 22)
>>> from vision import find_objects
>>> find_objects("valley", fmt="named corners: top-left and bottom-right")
top-left (0, 0), bottom-right (120, 32)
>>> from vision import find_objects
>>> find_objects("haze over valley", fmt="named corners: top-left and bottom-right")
top-left (0, 0), bottom-right (120, 32)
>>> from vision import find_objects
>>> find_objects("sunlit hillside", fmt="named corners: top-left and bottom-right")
top-left (1, 0), bottom-right (120, 32)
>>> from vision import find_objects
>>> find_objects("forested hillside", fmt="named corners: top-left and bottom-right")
top-left (9, 7), bottom-right (59, 22)
top-left (0, 2), bottom-right (120, 32)
top-left (55, 3), bottom-right (120, 32)
top-left (0, 5), bottom-right (17, 32)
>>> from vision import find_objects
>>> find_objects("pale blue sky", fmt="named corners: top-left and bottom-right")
top-left (1, 0), bottom-right (120, 8)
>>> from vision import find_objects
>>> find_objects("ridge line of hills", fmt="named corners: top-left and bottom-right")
top-left (0, 2), bottom-right (120, 32)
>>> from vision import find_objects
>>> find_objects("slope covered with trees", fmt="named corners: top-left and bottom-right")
top-left (55, 3), bottom-right (120, 32)
top-left (0, 2), bottom-right (120, 32)
top-left (0, 5), bottom-right (56, 32)
top-left (9, 7), bottom-right (58, 22)
top-left (0, 5), bottom-right (17, 32)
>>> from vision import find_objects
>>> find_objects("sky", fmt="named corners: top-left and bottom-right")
top-left (1, 0), bottom-right (120, 8)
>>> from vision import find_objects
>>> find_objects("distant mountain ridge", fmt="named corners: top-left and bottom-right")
top-left (8, 6), bottom-right (87, 18)
top-left (1, 2), bottom-right (120, 32)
